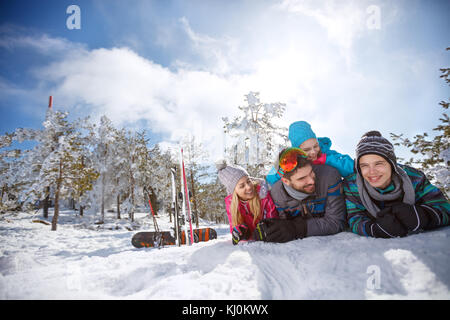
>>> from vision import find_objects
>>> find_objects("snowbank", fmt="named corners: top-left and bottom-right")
top-left (0, 210), bottom-right (449, 299)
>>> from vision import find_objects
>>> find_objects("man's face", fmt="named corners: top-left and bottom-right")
top-left (359, 154), bottom-right (392, 189)
top-left (282, 164), bottom-right (316, 194)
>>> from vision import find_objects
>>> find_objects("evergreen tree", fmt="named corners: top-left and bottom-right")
top-left (223, 91), bottom-right (288, 176)
top-left (87, 116), bottom-right (119, 222)
top-left (35, 111), bottom-right (87, 230)
top-left (391, 47), bottom-right (450, 195)
top-left (0, 133), bottom-right (21, 212)
top-left (147, 144), bottom-right (174, 216)
top-left (181, 135), bottom-right (210, 227)
top-left (196, 175), bottom-right (227, 224)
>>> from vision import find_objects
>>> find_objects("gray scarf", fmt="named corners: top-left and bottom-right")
top-left (356, 166), bottom-right (416, 217)
top-left (283, 183), bottom-right (310, 202)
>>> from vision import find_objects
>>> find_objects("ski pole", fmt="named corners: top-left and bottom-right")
top-left (180, 147), bottom-right (194, 245)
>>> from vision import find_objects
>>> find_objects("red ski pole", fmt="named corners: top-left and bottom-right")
top-left (180, 148), bottom-right (194, 244)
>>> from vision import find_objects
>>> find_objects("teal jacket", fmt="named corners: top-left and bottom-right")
top-left (266, 137), bottom-right (355, 186)
top-left (343, 164), bottom-right (450, 237)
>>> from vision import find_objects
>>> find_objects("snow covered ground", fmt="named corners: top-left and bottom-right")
top-left (1, 210), bottom-right (449, 300)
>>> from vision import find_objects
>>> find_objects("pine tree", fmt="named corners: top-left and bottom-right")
top-left (147, 144), bottom-right (174, 217)
top-left (181, 135), bottom-right (210, 227)
top-left (0, 133), bottom-right (21, 211)
top-left (70, 118), bottom-right (99, 216)
top-left (87, 116), bottom-right (120, 222)
top-left (390, 47), bottom-right (450, 195)
top-left (223, 91), bottom-right (288, 176)
top-left (196, 175), bottom-right (227, 224)
top-left (119, 129), bottom-right (150, 222)
top-left (35, 111), bottom-right (87, 230)
top-left (8, 127), bottom-right (47, 213)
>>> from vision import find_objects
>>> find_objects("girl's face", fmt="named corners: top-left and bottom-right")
top-left (234, 176), bottom-right (255, 201)
top-left (300, 138), bottom-right (321, 161)
top-left (359, 154), bottom-right (393, 189)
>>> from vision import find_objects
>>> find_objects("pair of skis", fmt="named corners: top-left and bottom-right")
top-left (168, 147), bottom-right (195, 247)
top-left (135, 147), bottom-right (194, 248)
top-left (179, 147), bottom-right (195, 246)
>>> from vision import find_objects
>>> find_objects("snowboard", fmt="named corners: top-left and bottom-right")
top-left (131, 227), bottom-right (217, 248)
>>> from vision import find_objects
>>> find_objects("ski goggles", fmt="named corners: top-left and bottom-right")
top-left (277, 147), bottom-right (308, 177)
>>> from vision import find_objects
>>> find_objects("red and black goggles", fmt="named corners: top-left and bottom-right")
top-left (277, 147), bottom-right (308, 177)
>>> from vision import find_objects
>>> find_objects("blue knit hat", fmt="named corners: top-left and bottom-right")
top-left (288, 121), bottom-right (317, 148)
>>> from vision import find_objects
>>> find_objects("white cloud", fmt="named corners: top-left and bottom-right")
top-left (275, 0), bottom-right (399, 66)
top-left (35, 46), bottom-right (244, 157)
top-left (1, 1), bottom-right (445, 163)
top-left (0, 25), bottom-right (86, 55)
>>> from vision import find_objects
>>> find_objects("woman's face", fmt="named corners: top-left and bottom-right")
top-left (300, 138), bottom-right (321, 161)
top-left (359, 154), bottom-right (393, 189)
top-left (234, 176), bottom-right (255, 201)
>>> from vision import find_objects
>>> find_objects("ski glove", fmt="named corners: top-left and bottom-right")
top-left (254, 218), bottom-right (307, 243)
top-left (372, 207), bottom-right (407, 238)
top-left (390, 203), bottom-right (429, 232)
top-left (232, 223), bottom-right (250, 245)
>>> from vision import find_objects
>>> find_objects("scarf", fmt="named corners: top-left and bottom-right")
top-left (283, 182), bottom-right (310, 202)
top-left (356, 166), bottom-right (416, 217)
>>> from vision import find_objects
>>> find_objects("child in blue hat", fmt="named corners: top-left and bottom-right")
top-left (266, 121), bottom-right (354, 185)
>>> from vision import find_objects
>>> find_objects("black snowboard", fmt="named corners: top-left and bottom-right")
top-left (131, 227), bottom-right (217, 248)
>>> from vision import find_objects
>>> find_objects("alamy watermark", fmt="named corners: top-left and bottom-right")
top-left (366, 265), bottom-right (381, 290)
top-left (66, 5), bottom-right (81, 30)
top-left (66, 262), bottom-right (83, 291)
top-left (366, 5), bottom-right (381, 30)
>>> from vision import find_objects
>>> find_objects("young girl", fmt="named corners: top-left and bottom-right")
top-left (266, 120), bottom-right (354, 185)
top-left (216, 161), bottom-right (279, 245)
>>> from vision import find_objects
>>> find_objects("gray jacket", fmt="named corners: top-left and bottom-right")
top-left (269, 164), bottom-right (346, 237)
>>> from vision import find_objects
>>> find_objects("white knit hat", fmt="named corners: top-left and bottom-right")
top-left (216, 160), bottom-right (249, 195)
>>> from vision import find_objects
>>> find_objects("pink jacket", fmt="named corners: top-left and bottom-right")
top-left (224, 183), bottom-right (278, 238)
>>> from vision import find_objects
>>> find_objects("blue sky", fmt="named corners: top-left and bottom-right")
top-left (0, 0), bottom-right (449, 160)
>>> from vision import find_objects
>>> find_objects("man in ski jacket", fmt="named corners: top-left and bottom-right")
top-left (266, 121), bottom-right (354, 186)
top-left (343, 131), bottom-right (449, 238)
top-left (255, 148), bottom-right (347, 243)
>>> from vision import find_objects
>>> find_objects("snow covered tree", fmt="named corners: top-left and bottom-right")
top-left (68, 118), bottom-right (99, 217)
top-left (196, 174), bottom-right (227, 224)
top-left (0, 133), bottom-right (22, 212)
top-left (117, 129), bottom-right (151, 222)
top-left (70, 153), bottom-right (99, 217)
top-left (181, 135), bottom-right (211, 227)
top-left (5, 106), bottom-right (98, 230)
top-left (147, 143), bottom-right (175, 217)
top-left (109, 127), bottom-right (130, 219)
top-left (33, 110), bottom-right (88, 230)
top-left (87, 115), bottom-right (120, 222)
top-left (10, 107), bottom-right (69, 218)
top-left (134, 130), bottom-right (165, 219)
top-left (223, 91), bottom-right (288, 176)
top-left (391, 47), bottom-right (450, 195)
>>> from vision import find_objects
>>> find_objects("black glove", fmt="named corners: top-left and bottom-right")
top-left (372, 207), bottom-right (407, 238)
top-left (390, 203), bottom-right (429, 232)
top-left (232, 223), bottom-right (250, 245)
top-left (254, 218), bottom-right (307, 243)
top-left (254, 221), bottom-right (268, 241)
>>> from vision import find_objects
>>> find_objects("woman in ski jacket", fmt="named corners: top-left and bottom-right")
top-left (266, 121), bottom-right (354, 185)
top-left (343, 131), bottom-right (449, 238)
top-left (217, 161), bottom-right (278, 245)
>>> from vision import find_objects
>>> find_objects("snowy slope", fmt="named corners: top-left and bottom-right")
top-left (0, 210), bottom-right (449, 300)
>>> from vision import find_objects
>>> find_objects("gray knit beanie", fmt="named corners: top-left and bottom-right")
top-left (216, 160), bottom-right (249, 195)
top-left (355, 130), bottom-right (398, 174)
